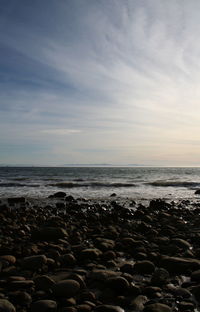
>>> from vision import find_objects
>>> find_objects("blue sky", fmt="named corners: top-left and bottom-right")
top-left (1, 0), bottom-right (200, 166)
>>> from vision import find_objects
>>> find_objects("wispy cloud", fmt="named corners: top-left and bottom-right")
top-left (1, 0), bottom-right (200, 165)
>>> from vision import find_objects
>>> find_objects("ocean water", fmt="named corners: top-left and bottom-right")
top-left (0, 166), bottom-right (200, 201)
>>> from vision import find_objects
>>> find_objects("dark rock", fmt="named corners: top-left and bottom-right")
top-left (130, 295), bottom-right (148, 311)
top-left (7, 197), bottom-right (26, 204)
top-left (49, 192), bottom-right (66, 198)
top-left (8, 280), bottom-right (35, 290)
top-left (191, 269), bottom-right (200, 282)
top-left (177, 301), bottom-right (195, 311)
top-left (66, 195), bottom-right (75, 201)
top-left (171, 238), bottom-right (191, 250)
top-left (151, 268), bottom-right (169, 286)
top-left (95, 305), bottom-right (124, 312)
top-left (195, 189), bottom-right (200, 195)
top-left (0, 255), bottom-right (16, 264)
top-left (32, 227), bottom-right (68, 241)
top-left (22, 255), bottom-right (47, 270)
top-left (52, 279), bottom-right (80, 298)
top-left (134, 260), bottom-right (155, 274)
top-left (160, 256), bottom-right (200, 274)
top-left (79, 248), bottom-right (102, 261)
top-left (30, 300), bottom-right (57, 312)
top-left (107, 276), bottom-right (129, 294)
top-left (61, 253), bottom-right (77, 267)
top-left (8, 291), bottom-right (32, 306)
top-left (34, 275), bottom-right (55, 291)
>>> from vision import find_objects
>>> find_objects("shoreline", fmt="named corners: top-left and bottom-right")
top-left (0, 194), bottom-right (200, 311)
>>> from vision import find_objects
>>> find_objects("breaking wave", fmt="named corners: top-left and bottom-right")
top-left (46, 182), bottom-right (136, 188)
top-left (0, 183), bottom-right (40, 187)
top-left (148, 181), bottom-right (200, 188)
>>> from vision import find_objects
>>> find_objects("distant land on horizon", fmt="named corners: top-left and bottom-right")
top-left (0, 163), bottom-right (149, 167)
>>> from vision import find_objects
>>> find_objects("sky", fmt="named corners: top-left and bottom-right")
top-left (1, 0), bottom-right (200, 166)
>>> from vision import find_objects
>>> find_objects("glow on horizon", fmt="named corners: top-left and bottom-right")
top-left (1, 0), bottom-right (200, 166)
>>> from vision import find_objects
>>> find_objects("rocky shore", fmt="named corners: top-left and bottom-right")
top-left (0, 193), bottom-right (200, 312)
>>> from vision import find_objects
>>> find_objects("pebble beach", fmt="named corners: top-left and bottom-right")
top-left (1, 193), bottom-right (200, 312)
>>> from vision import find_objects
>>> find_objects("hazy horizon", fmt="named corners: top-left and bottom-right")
top-left (1, 1), bottom-right (200, 166)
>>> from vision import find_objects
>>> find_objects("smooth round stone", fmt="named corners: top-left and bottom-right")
top-left (0, 255), bottom-right (16, 264)
top-left (107, 277), bottom-right (129, 293)
top-left (134, 260), bottom-right (155, 274)
top-left (8, 291), bottom-right (32, 306)
top-left (30, 300), bottom-right (57, 312)
top-left (34, 275), bottom-right (55, 291)
top-left (0, 299), bottom-right (16, 312)
top-left (151, 268), bottom-right (169, 286)
top-left (22, 255), bottom-right (47, 270)
top-left (52, 279), bottom-right (80, 298)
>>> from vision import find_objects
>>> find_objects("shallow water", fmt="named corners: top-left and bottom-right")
top-left (0, 166), bottom-right (200, 200)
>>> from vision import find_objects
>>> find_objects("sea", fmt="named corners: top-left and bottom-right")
top-left (1, 166), bottom-right (200, 202)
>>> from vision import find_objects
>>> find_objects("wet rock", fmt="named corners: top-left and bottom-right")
top-left (194, 189), bottom-right (200, 195)
top-left (49, 192), bottom-right (66, 198)
top-left (0, 299), bottom-right (16, 312)
top-left (52, 279), bottom-right (80, 298)
top-left (143, 303), bottom-right (172, 312)
top-left (134, 260), bottom-right (155, 274)
top-left (22, 255), bottom-right (47, 270)
top-left (95, 305), bottom-right (124, 312)
top-left (30, 300), bottom-right (57, 312)
top-left (32, 227), bottom-right (68, 241)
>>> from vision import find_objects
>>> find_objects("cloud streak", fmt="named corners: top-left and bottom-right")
top-left (1, 0), bottom-right (200, 165)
